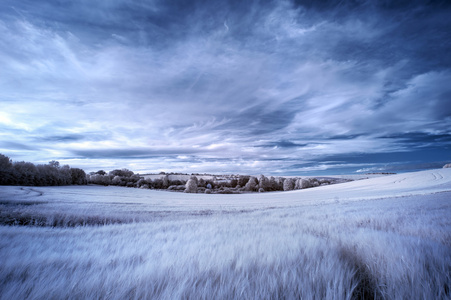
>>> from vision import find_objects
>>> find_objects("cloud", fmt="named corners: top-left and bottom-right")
top-left (0, 141), bottom-right (38, 151)
top-left (0, 0), bottom-right (450, 174)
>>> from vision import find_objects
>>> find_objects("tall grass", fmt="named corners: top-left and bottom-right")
top-left (0, 187), bottom-right (450, 299)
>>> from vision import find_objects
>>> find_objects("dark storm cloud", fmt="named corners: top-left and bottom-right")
top-left (0, 0), bottom-right (450, 173)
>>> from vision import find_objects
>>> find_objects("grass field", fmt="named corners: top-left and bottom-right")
top-left (1, 169), bottom-right (450, 299)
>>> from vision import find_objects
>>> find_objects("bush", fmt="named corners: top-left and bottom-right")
top-left (111, 176), bottom-right (122, 185)
top-left (283, 178), bottom-right (295, 191)
top-left (216, 188), bottom-right (236, 194)
top-left (126, 182), bottom-right (135, 188)
top-left (198, 178), bottom-right (206, 188)
top-left (163, 175), bottom-right (170, 189)
top-left (109, 169), bottom-right (134, 178)
top-left (244, 176), bottom-right (258, 192)
top-left (238, 175), bottom-right (250, 187)
top-left (230, 179), bottom-right (238, 188)
top-left (258, 175), bottom-right (270, 191)
top-left (295, 178), bottom-right (310, 189)
top-left (184, 176), bottom-right (198, 193)
top-left (309, 178), bottom-right (320, 187)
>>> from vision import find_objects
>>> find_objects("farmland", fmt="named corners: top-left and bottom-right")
top-left (1, 169), bottom-right (450, 299)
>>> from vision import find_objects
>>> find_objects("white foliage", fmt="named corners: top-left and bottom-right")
top-left (111, 175), bottom-right (122, 185)
top-left (283, 178), bottom-right (295, 191)
top-left (184, 176), bottom-right (198, 193)
top-left (258, 175), bottom-right (270, 191)
top-left (244, 176), bottom-right (258, 191)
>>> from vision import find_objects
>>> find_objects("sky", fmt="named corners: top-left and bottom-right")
top-left (0, 0), bottom-right (450, 175)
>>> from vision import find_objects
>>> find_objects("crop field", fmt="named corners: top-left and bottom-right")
top-left (1, 169), bottom-right (450, 299)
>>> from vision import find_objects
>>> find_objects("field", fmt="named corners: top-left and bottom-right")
top-left (1, 169), bottom-right (451, 299)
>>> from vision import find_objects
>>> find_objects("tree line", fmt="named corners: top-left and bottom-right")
top-left (0, 153), bottom-right (338, 193)
top-left (0, 154), bottom-right (87, 186)
top-left (87, 170), bottom-right (335, 194)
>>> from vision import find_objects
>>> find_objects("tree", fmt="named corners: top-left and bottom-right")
top-left (0, 153), bottom-right (88, 186)
top-left (162, 175), bottom-right (170, 189)
top-left (268, 176), bottom-right (278, 191)
top-left (198, 178), bottom-right (206, 188)
top-left (238, 175), bottom-right (250, 187)
top-left (294, 178), bottom-right (308, 189)
top-left (49, 160), bottom-right (60, 169)
top-left (244, 176), bottom-right (258, 192)
top-left (13, 161), bottom-right (37, 185)
top-left (184, 176), bottom-right (198, 193)
top-left (230, 178), bottom-right (238, 188)
top-left (190, 176), bottom-right (199, 185)
top-left (109, 169), bottom-right (134, 177)
top-left (59, 165), bottom-right (72, 185)
top-left (0, 153), bottom-right (12, 169)
top-left (111, 176), bottom-right (122, 185)
top-left (258, 175), bottom-right (270, 191)
top-left (71, 168), bottom-right (87, 185)
top-left (309, 178), bottom-right (320, 187)
top-left (283, 178), bottom-right (295, 191)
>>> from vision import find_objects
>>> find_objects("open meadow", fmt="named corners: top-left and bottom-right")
top-left (1, 169), bottom-right (451, 299)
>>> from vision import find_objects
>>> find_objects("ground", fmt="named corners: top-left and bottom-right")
top-left (0, 169), bottom-right (450, 299)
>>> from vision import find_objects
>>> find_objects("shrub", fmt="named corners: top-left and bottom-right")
top-left (217, 188), bottom-right (236, 194)
top-left (238, 175), bottom-right (250, 187)
top-left (152, 179), bottom-right (164, 189)
top-left (198, 178), bottom-right (206, 188)
top-left (283, 178), bottom-right (295, 191)
top-left (184, 176), bottom-right (198, 193)
top-left (295, 178), bottom-right (310, 189)
top-left (111, 176), bottom-right (122, 185)
top-left (109, 169), bottom-right (134, 177)
top-left (258, 175), bottom-right (270, 191)
top-left (309, 178), bottom-right (320, 187)
top-left (244, 176), bottom-right (258, 192)
top-left (137, 179), bottom-right (146, 187)
top-left (230, 178), bottom-right (238, 188)
top-left (163, 175), bottom-right (170, 189)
